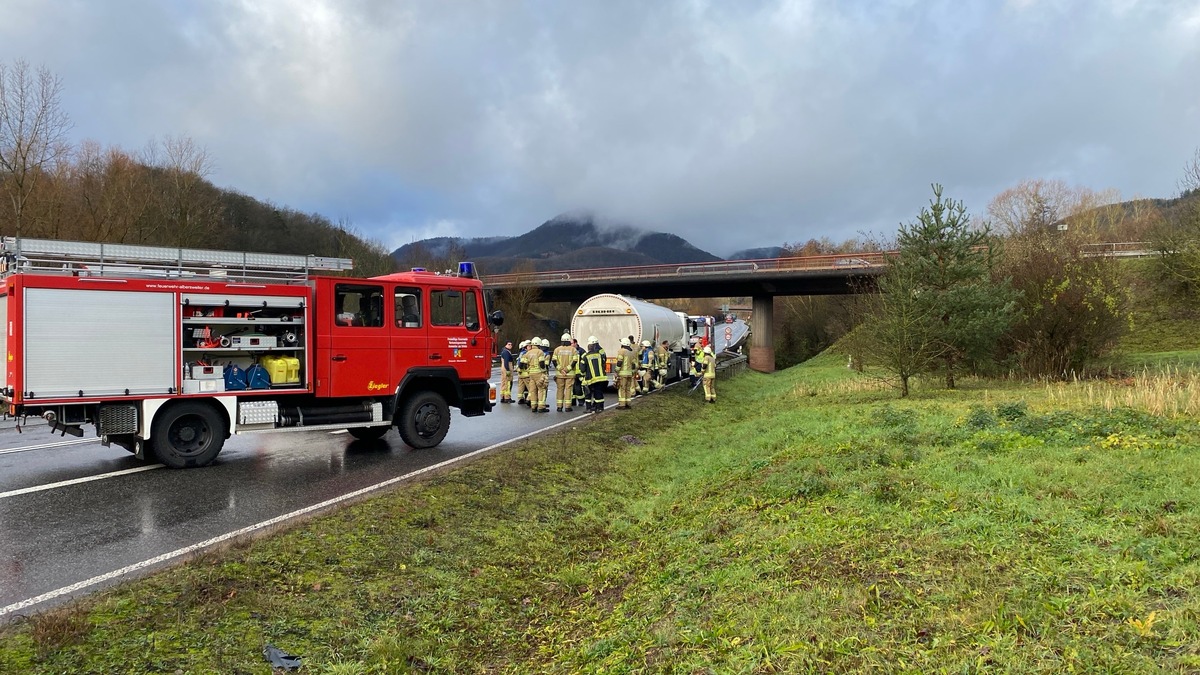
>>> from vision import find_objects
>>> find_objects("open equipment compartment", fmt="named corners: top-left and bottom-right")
top-left (180, 291), bottom-right (311, 392)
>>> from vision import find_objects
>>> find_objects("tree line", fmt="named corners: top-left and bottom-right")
top-left (0, 60), bottom-right (396, 277)
top-left (780, 154), bottom-right (1200, 393)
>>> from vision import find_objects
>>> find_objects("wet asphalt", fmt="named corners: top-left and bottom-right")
top-left (0, 369), bottom-right (601, 619)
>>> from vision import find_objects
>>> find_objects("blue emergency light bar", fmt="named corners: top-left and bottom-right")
top-left (458, 262), bottom-right (476, 278)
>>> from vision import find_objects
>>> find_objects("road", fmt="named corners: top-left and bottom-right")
top-left (0, 372), bottom-right (595, 620)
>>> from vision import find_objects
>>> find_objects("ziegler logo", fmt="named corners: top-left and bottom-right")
top-left (367, 381), bottom-right (389, 391)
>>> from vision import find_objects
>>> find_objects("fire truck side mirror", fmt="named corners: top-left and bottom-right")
top-left (489, 310), bottom-right (505, 327)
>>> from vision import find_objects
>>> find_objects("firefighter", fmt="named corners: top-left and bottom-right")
top-left (629, 335), bottom-right (644, 397)
top-left (615, 337), bottom-right (637, 409)
top-left (582, 336), bottom-right (607, 413)
top-left (538, 338), bottom-right (553, 411)
top-left (499, 340), bottom-right (515, 403)
top-left (701, 344), bottom-right (717, 403)
top-left (654, 339), bottom-right (670, 390)
top-left (516, 340), bottom-right (531, 406)
top-left (570, 338), bottom-right (586, 408)
top-left (521, 338), bottom-right (548, 413)
top-left (693, 342), bottom-right (706, 379)
top-left (638, 340), bottom-right (654, 394)
top-left (553, 332), bottom-right (578, 412)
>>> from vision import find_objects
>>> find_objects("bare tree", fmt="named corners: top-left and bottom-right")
top-left (142, 135), bottom-right (219, 246)
top-left (331, 218), bottom-right (397, 277)
top-left (0, 60), bottom-right (72, 237)
top-left (492, 261), bottom-right (540, 343)
top-left (70, 141), bottom-right (153, 243)
top-left (846, 263), bottom-right (945, 397)
top-left (1182, 147), bottom-right (1200, 196)
top-left (1152, 147), bottom-right (1200, 299)
top-left (986, 178), bottom-right (1126, 241)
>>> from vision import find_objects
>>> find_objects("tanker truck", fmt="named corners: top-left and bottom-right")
top-left (570, 294), bottom-right (694, 384)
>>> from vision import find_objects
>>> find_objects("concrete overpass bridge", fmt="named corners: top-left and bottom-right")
top-left (480, 242), bottom-right (1153, 374)
top-left (482, 251), bottom-right (890, 373)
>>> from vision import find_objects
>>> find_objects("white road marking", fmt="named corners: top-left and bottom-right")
top-left (0, 412), bottom-right (593, 618)
top-left (0, 465), bottom-right (163, 500)
top-left (0, 437), bottom-right (96, 456)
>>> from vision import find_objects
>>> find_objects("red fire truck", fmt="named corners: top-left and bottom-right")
top-left (0, 237), bottom-right (501, 468)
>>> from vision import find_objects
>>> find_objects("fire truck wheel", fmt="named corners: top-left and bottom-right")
top-left (151, 402), bottom-right (227, 469)
top-left (397, 391), bottom-right (450, 449)
top-left (347, 425), bottom-right (390, 441)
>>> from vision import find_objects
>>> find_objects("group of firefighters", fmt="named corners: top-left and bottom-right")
top-left (497, 333), bottom-right (717, 412)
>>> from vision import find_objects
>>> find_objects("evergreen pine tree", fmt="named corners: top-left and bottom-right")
top-left (891, 184), bottom-right (1018, 388)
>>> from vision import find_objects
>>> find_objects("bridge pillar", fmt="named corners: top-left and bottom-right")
top-left (749, 295), bottom-right (775, 373)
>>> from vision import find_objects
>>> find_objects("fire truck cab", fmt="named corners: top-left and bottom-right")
top-left (0, 238), bottom-right (500, 468)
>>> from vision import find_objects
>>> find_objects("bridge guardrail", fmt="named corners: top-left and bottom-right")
top-left (1079, 242), bottom-right (1153, 257)
top-left (485, 251), bottom-right (891, 286)
top-left (483, 241), bottom-right (1153, 288)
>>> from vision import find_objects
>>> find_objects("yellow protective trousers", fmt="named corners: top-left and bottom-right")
top-left (556, 375), bottom-right (574, 407)
top-left (618, 374), bottom-right (636, 407)
top-left (500, 369), bottom-right (513, 400)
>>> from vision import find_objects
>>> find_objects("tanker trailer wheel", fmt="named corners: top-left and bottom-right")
top-left (397, 391), bottom-right (450, 449)
top-left (347, 425), bottom-right (391, 441)
top-left (151, 402), bottom-right (227, 469)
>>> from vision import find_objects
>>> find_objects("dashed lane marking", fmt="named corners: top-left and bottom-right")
top-left (0, 465), bottom-right (163, 500)
top-left (0, 437), bottom-right (96, 456)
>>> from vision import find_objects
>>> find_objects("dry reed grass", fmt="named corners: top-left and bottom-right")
top-left (1045, 366), bottom-right (1200, 418)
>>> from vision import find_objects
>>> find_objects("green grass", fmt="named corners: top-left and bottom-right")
top-left (4, 362), bottom-right (1200, 673)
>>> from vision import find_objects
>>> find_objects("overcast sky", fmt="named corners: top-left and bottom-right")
top-left (2, 0), bottom-right (1198, 257)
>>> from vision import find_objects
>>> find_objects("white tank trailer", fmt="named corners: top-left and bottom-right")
top-left (570, 293), bottom-right (691, 383)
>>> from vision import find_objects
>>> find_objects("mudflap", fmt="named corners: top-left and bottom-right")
top-left (458, 381), bottom-right (493, 417)
top-left (102, 434), bottom-right (148, 460)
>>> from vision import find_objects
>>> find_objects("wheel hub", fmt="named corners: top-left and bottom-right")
top-left (416, 404), bottom-right (440, 436)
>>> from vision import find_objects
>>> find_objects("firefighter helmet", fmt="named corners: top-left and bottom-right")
top-left (561, 332), bottom-right (572, 342)
top-left (620, 337), bottom-right (631, 347)
top-left (587, 335), bottom-right (598, 345)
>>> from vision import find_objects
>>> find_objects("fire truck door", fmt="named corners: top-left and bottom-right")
top-left (426, 287), bottom-right (490, 380)
top-left (327, 283), bottom-right (392, 397)
top-left (390, 286), bottom-right (428, 381)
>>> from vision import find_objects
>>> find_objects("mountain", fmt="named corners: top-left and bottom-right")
top-left (391, 213), bottom-right (723, 274)
top-left (728, 246), bottom-right (785, 260)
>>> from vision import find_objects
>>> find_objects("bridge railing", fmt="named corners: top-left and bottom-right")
top-left (1079, 242), bottom-right (1153, 257)
top-left (483, 251), bottom-right (893, 286)
top-left (482, 241), bottom-right (1156, 287)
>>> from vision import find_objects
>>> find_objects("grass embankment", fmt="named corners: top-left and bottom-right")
top-left (5, 357), bottom-right (1200, 672)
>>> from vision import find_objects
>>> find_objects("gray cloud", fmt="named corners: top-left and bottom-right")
top-left (2, 0), bottom-right (1197, 257)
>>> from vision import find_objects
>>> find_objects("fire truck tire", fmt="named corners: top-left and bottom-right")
top-left (347, 425), bottom-right (391, 441)
top-left (397, 391), bottom-right (450, 449)
top-left (151, 402), bottom-right (227, 469)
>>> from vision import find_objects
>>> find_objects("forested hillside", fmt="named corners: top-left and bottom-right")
top-left (0, 62), bottom-right (395, 277)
